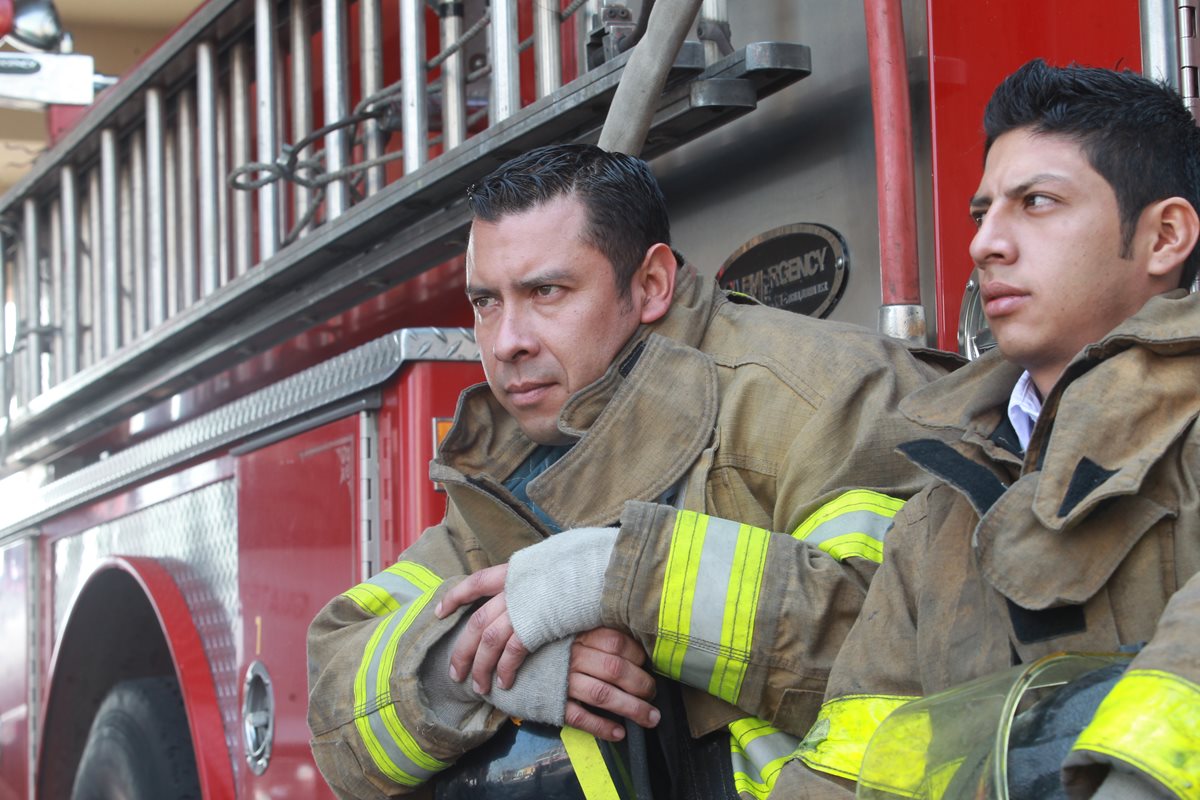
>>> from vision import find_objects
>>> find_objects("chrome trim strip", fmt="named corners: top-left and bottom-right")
top-left (0, 327), bottom-right (479, 540)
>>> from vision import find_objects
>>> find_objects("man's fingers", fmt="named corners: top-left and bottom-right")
top-left (571, 637), bottom-right (655, 701)
top-left (435, 563), bottom-right (510, 618)
top-left (575, 627), bottom-right (647, 666)
top-left (563, 700), bottom-right (626, 743)
top-left (493, 633), bottom-right (531, 690)
top-left (567, 672), bottom-right (660, 729)
top-left (448, 593), bottom-right (505, 684)
top-left (468, 609), bottom-right (524, 693)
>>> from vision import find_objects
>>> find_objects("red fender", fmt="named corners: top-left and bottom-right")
top-left (41, 556), bottom-right (236, 800)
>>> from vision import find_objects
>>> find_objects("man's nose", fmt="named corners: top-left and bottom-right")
top-left (968, 210), bottom-right (1016, 267)
top-left (491, 308), bottom-right (537, 362)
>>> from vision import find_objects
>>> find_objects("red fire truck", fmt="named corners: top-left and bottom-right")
top-left (0, 0), bottom-right (1176, 796)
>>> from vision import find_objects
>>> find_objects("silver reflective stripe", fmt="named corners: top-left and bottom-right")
top-left (362, 610), bottom-right (407, 714)
top-left (678, 515), bottom-right (740, 689)
top-left (369, 568), bottom-right (428, 605)
top-left (737, 728), bottom-right (800, 783)
top-left (361, 610), bottom-right (441, 783)
top-left (799, 508), bottom-right (893, 547)
top-left (731, 718), bottom-right (801, 798)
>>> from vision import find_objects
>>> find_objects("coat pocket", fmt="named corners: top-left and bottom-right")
top-left (977, 479), bottom-right (1175, 610)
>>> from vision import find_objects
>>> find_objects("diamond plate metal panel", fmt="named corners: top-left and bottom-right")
top-left (0, 327), bottom-right (480, 540)
top-left (52, 480), bottom-right (241, 780)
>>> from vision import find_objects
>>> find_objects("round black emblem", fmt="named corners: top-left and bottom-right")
top-left (717, 223), bottom-right (849, 318)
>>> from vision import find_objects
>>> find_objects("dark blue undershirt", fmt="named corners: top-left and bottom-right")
top-left (502, 444), bottom-right (572, 534)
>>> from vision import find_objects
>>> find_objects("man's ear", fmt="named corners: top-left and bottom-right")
top-left (1143, 197), bottom-right (1200, 282)
top-left (633, 243), bottom-right (678, 324)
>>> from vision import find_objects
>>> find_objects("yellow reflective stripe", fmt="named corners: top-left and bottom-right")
top-left (344, 582), bottom-right (400, 616)
top-left (350, 563), bottom-right (450, 787)
top-left (343, 561), bottom-right (442, 616)
top-left (561, 727), bottom-right (622, 800)
top-left (819, 532), bottom-right (885, 564)
top-left (711, 523), bottom-right (770, 703)
top-left (654, 509), bottom-right (705, 681)
top-left (1071, 669), bottom-right (1200, 800)
top-left (795, 694), bottom-right (914, 781)
top-left (652, 512), bottom-right (773, 706)
top-left (729, 717), bottom-right (801, 799)
top-left (791, 490), bottom-right (904, 565)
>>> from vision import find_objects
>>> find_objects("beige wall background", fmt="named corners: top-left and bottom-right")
top-left (1, 0), bottom-right (197, 194)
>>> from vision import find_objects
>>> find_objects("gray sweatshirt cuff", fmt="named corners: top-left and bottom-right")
top-left (419, 616), bottom-right (574, 727)
top-left (491, 638), bottom-right (572, 726)
top-left (506, 527), bottom-right (618, 652)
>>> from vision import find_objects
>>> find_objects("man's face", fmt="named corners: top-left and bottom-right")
top-left (969, 129), bottom-right (1160, 392)
top-left (466, 195), bottom-right (645, 444)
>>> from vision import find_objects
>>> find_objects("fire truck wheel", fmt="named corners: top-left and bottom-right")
top-left (70, 676), bottom-right (201, 800)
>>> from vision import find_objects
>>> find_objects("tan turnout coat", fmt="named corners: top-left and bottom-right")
top-left (779, 291), bottom-right (1200, 798)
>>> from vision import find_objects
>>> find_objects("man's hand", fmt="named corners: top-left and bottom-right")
top-left (435, 564), bottom-right (525, 692)
top-left (435, 568), bottom-right (659, 741)
top-left (565, 627), bottom-right (659, 742)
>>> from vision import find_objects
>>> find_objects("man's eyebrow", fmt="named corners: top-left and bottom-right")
top-left (465, 269), bottom-right (574, 297)
top-left (514, 269), bottom-right (573, 290)
top-left (968, 193), bottom-right (991, 209)
top-left (969, 173), bottom-right (1071, 208)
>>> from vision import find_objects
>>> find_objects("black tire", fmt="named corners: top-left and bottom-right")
top-left (71, 676), bottom-right (201, 800)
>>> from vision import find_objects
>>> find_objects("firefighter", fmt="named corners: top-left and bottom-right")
top-left (306, 143), bottom-right (949, 799)
top-left (762, 60), bottom-right (1200, 798)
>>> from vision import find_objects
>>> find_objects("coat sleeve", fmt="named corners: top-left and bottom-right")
top-left (306, 504), bottom-right (511, 799)
top-left (1063, 569), bottom-right (1200, 800)
top-left (601, 486), bottom-right (912, 739)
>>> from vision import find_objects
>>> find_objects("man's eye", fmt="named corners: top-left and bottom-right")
top-left (471, 296), bottom-right (495, 309)
top-left (1025, 193), bottom-right (1055, 209)
top-left (969, 209), bottom-right (986, 227)
top-left (535, 285), bottom-right (558, 297)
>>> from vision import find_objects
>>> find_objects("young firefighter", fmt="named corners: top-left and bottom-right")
top-left (444, 61), bottom-right (1200, 800)
top-left (306, 143), bottom-right (952, 799)
top-left (778, 60), bottom-right (1200, 800)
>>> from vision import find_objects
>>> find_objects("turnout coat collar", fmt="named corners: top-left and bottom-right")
top-left (432, 265), bottom-right (720, 536)
top-left (896, 290), bottom-right (1200, 611)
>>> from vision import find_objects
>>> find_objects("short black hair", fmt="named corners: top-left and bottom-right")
top-left (467, 144), bottom-right (672, 297)
top-left (984, 59), bottom-right (1200, 287)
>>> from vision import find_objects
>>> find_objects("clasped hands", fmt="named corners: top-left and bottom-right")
top-left (434, 563), bottom-right (660, 742)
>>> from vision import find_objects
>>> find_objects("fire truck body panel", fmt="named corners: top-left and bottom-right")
top-left (237, 415), bottom-right (362, 797)
top-left (0, 1), bottom-right (1188, 797)
top-left (18, 329), bottom-right (482, 798)
top-left (657, 0), bottom-right (938, 335)
top-left (0, 536), bottom-right (32, 800)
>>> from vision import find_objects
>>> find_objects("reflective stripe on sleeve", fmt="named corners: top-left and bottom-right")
top-left (1070, 669), bottom-right (1200, 800)
top-left (343, 561), bottom-right (442, 616)
top-left (561, 727), bottom-right (623, 800)
top-left (652, 511), bottom-right (770, 704)
top-left (790, 490), bottom-right (905, 564)
top-left (729, 717), bottom-right (801, 799)
top-left (795, 694), bottom-right (914, 781)
top-left (350, 562), bottom-right (450, 786)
